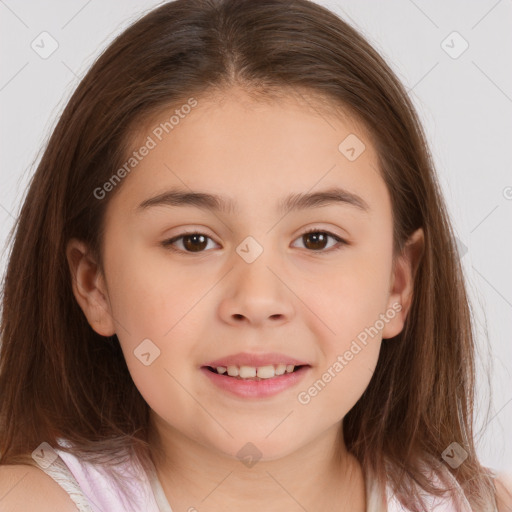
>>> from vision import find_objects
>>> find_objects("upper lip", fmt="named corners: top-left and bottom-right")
top-left (202, 352), bottom-right (311, 368)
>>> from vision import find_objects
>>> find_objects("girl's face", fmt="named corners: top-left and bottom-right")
top-left (68, 87), bottom-right (421, 461)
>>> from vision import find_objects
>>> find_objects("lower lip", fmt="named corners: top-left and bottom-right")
top-left (200, 366), bottom-right (310, 399)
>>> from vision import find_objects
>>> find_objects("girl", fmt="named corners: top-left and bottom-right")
top-left (0, 0), bottom-right (510, 510)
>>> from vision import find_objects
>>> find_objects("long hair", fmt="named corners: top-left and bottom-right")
top-left (0, 0), bottom-right (497, 509)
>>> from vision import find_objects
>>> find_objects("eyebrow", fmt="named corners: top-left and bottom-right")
top-left (136, 186), bottom-right (369, 215)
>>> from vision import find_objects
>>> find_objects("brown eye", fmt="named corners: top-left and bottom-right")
top-left (303, 232), bottom-right (328, 250)
top-left (292, 229), bottom-right (346, 252)
top-left (162, 232), bottom-right (217, 253)
top-left (181, 234), bottom-right (208, 252)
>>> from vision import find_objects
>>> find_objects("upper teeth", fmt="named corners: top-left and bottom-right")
top-left (216, 364), bottom-right (296, 379)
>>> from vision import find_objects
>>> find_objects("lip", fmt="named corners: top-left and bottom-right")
top-left (202, 352), bottom-right (310, 368)
top-left (200, 365), bottom-right (311, 399)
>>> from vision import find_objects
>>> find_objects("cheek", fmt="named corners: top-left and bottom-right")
top-left (104, 241), bottom-right (218, 340)
top-left (296, 271), bottom-right (386, 421)
top-left (290, 235), bottom-right (392, 414)
top-left (102, 246), bottom-right (214, 397)
top-left (293, 241), bottom-right (393, 344)
top-left (295, 326), bottom-right (382, 436)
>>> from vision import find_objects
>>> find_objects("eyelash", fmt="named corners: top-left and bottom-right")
top-left (160, 228), bottom-right (348, 255)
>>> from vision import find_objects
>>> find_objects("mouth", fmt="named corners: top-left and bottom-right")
top-left (200, 363), bottom-right (311, 399)
top-left (203, 363), bottom-right (309, 381)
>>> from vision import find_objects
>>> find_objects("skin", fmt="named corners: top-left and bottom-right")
top-left (67, 86), bottom-right (424, 512)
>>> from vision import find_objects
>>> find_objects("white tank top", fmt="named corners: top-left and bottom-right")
top-left (35, 439), bottom-right (495, 511)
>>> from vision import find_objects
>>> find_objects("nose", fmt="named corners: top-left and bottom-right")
top-left (218, 255), bottom-right (295, 328)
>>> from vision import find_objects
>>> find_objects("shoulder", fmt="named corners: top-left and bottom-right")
top-left (0, 463), bottom-right (78, 512)
top-left (495, 472), bottom-right (512, 512)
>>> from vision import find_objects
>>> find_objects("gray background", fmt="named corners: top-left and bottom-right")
top-left (1, 0), bottom-right (511, 475)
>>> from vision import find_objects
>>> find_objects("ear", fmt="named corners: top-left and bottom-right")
top-left (65, 238), bottom-right (116, 337)
top-left (382, 228), bottom-right (424, 339)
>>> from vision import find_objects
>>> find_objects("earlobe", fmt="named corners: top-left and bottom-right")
top-left (65, 238), bottom-right (116, 337)
top-left (382, 228), bottom-right (425, 339)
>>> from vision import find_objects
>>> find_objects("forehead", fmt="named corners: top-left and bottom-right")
top-left (106, 87), bottom-right (386, 218)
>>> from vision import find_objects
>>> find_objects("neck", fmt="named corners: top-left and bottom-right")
top-left (148, 415), bottom-right (366, 512)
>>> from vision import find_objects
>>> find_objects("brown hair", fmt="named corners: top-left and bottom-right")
top-left (0, 0), bottom-right (498, 509)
